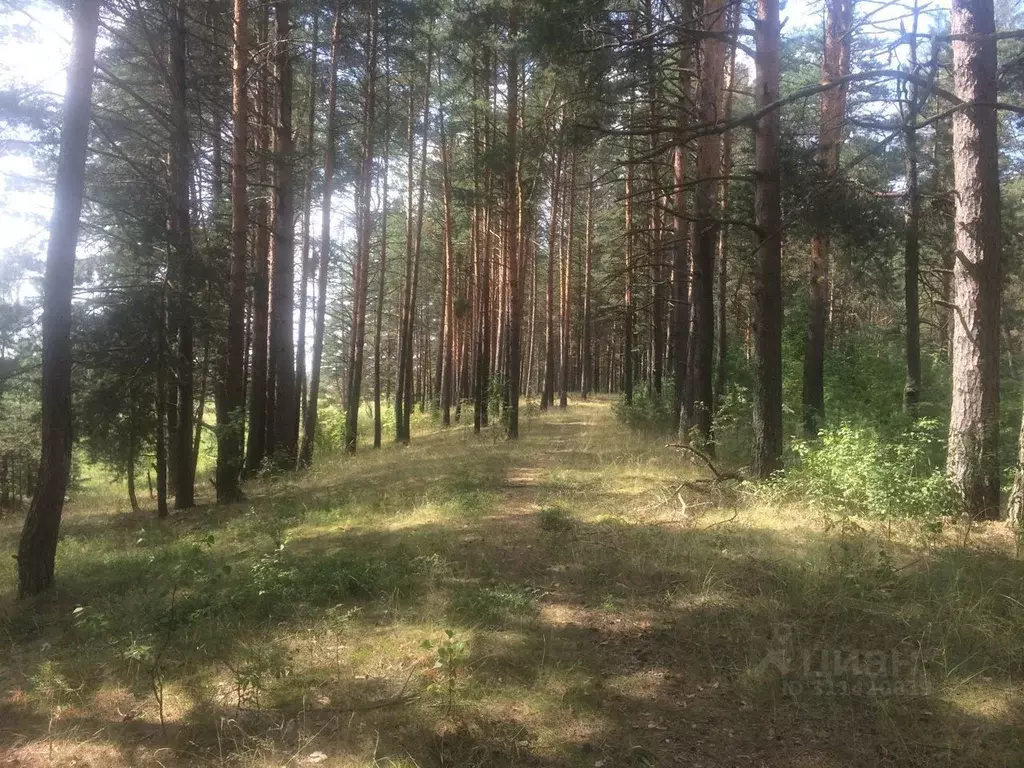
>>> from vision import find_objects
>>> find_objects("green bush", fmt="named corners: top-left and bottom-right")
top-left (612, 387), bottom-right (675, 435)
top-left (773, 418), bottom-right (958, 520)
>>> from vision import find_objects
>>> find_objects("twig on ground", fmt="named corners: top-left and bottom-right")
top-left (666, 443), bottom-right (743, 481)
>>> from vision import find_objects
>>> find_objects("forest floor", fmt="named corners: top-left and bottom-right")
top-left (2, 398), bottom-right (1023, 767)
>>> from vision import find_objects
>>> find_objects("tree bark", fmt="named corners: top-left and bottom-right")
top-left (683, 0), bottom-right (727, 445)
top-left (268, 0), bottom-right (297, 467)
top-left (751, 0), bottom-right (783, 479)
top-left (168, 0), bottom-right (195, 509)
top-left (344, 0), bottom-right (378, 454)
top-left (947, 0), bottom-right (1001, 520)
top-left (542, 140), bottom-right (563, 410)
top-left (299, 4), bottom-right (342, 469)
top-left (504, 8), bottom-right (522, 439)
top-left (559, 150), bottom-right (576, 409)
top-left (17, 0), bottom-right (100, 597)
top-left (219, 0), bottom-right (249, 499)
top-left (802, 0), bottom-right (853, 437)
top-left (903, 1), bottom-right (922, 412)
top-left (245, 7), bottom-right (272, 473)
top-left (580, 168), bottom-right (594, 399)
top-left (671, 0), bottom-right (692, 431)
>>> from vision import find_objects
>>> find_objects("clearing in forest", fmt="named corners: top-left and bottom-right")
top-left (1, 400), bottom-right (1022, 766)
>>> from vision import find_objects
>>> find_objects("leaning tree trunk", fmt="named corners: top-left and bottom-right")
top-left (802, 0), bottom-right (852, 437)
top-left (947, 0), bottom-right (1001, 520)
top-left (751, 0), bottom-right (783, 479)
top-left (17, 0), bottom-right (100, 597)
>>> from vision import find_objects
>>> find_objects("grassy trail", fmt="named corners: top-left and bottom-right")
top-left (2, 399), bottom-right (1023, 766)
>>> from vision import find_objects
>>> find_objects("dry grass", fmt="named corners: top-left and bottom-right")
top-left (1, 398), bottom-right (1023, 766)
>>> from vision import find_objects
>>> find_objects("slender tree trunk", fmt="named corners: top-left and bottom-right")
top-left (299, 5), bottom-right (342, 469)
top-left (683, 0), bottom-right (726, 445)
top-left (671, 0), bottom-right (692, 430)
top-left (127, 429), bottom-right (140, 514)
top-left (344, 0), bottom-right (378, 454)
top-left (17, 0), bottom-right (100, 597)
top-left (156, 286), bottom-right (170, 519)
top-left (802, 0), bottom-right (853, 437)
top-left (903, 0), bottom-right (922, 411)
top-left (751, 0), bottom-right (783, 479)
top-left (268, 0), bottom-right (297, 467)
top-left (623, 140), bottom-right (635, 405)
top-left (219, 0), bottom-right (249, 500)
top-left (542, 141), bottom-right (563, 410)
top-left (947, 0), bottom-right (1001, 520)
top-left (245, 8), bottom-right (272, 473)
top-left (373, 36), bottom-right (390, 449)
top-left (395, 85), bottom-right (416, 442)
top-left (580, 168), bottom-right (594, 399)
top-left (403, 45), bottom-right (433, 440)
top-left (505, 8), bottom-right (522, 439)
top-left (168, 0), bottom-right (195, 510)
top-left (559, 150), bottom-right (576, 408)
top-left (714, 2), bottom-right (739, 415)
top-left (438, 103), bottom-right (455, 426)
top-left (296, 18), bottom-right (317, 438)
top-left (473, 54), bottom-right (491, 431)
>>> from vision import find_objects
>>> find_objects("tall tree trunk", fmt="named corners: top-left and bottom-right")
top-left (438, 103), bottom-right (455, 426)
top-left (269, 0), bottom-right (297, 467)
top-left (17, 0), bottom-right (100, 597)
top-left (169, 0), bottom-right (195, 509)
top-left (245, 7), bottom-right (272, 473)
top-left (671, 0), bottom-right (692, 431)
top-left (299, 5), bottom-right (342, 469)
top-left (296, 17), bottom-right (317, 439)
top-left (683, 0), bottom-right (726, 445)
top-left (504, 8), bottom-right (522, 439)
top-left (344, 0), bottom-right (379, 454)
top-left (402, 45), bottom-right (433, 440)
top-left (395, 85), bottom-right (416, 442)
top-left (947, 0), bottom-right (1001, 520)
top-left (542, 140), bottom-right (563, 410)
top-left (373, 34), bottom-right (390, 449)
top-left (473, 54), bottom-right (492, 431)
top-left (623, 139), bottom-right (635, 405)
top-left (559, 150), bottom-right (576, 408)
top-left (751, 0), bottom-right (783, 479)
top-left (802, 0), bottom-right (853, 437)
top-left (156, 285), bottom-right (170, 519)
top-left (580, 168), bottom-right (594, 399)
top-left (219, 0), bottom-right (249, 500)
top-left (903, 0), bottom-right (922, 411)
top-left (714, 1), bottom-right (739, 415)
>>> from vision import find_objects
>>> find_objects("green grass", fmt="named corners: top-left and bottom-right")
top-left (1, 399), bottom-right (1023, 766)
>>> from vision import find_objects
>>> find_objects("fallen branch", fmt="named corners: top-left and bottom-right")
top-left (666, 443), bottom-right (743, 482)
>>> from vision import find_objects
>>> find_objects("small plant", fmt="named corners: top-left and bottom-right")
top-left (538, 505), bottom-right (574, 532)
top-left (30, 660), bottom-right (79, 760)
top-left (227, 642), bottom-right (292, 712)
top-left (422, 629), bottom-right (469, 711)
